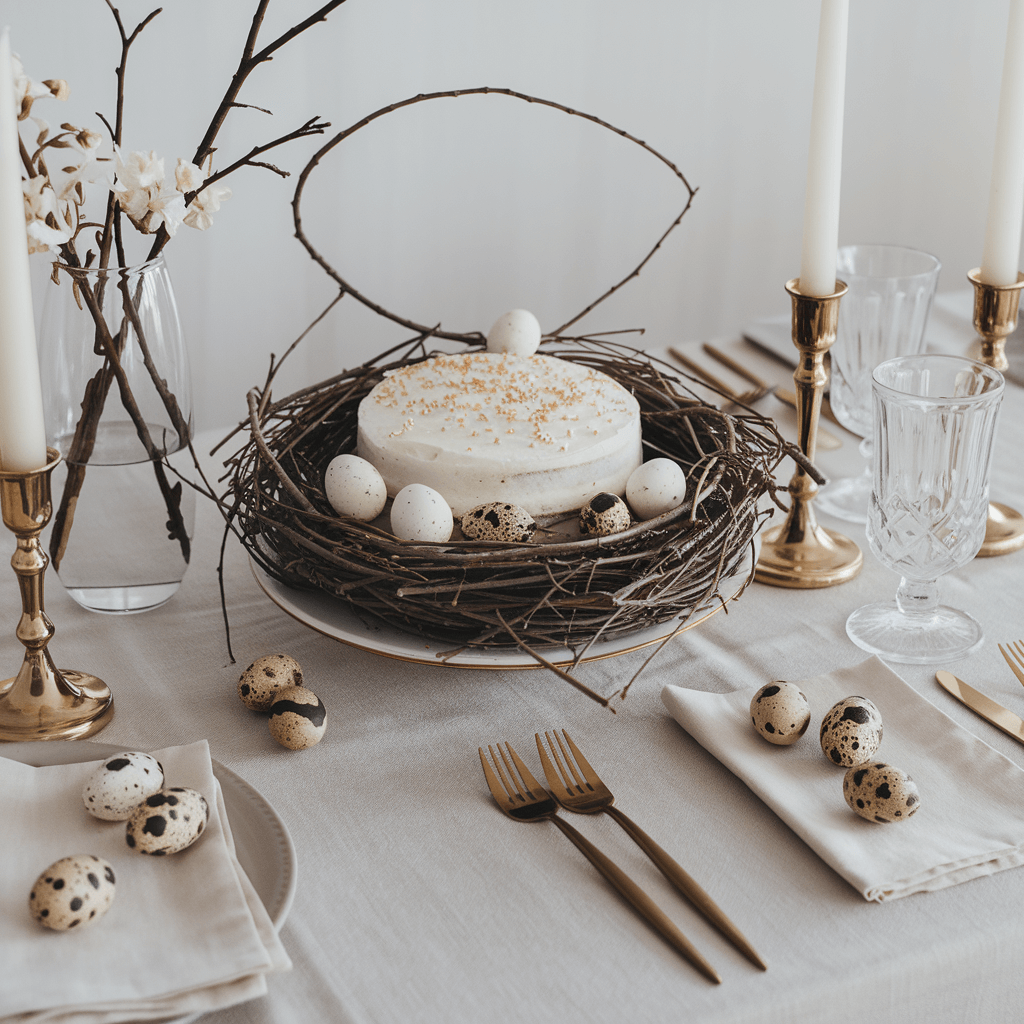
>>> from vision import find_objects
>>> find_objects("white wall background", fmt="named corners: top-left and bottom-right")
top-left (2, 0), bottom-right (1014, 432)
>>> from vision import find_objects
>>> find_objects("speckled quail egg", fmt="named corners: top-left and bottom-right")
top-left (486, 309), bottom-right (542, 356)
top-left (82, 751), bottom-right (165, 820)
top-left (843, 761), bottom-right (921, 823)
top-left (29, 855), bottom-right (116, 931)
top-left (324, 454), bottom-right (387, 521)
top-left (391, 483), bottom-right (454, 543)
top-left (579, 492), bottom-right (631, 536)
top-left (749, 681), bottom-right (811, 745)
top-left (238, 653), bottom-right (304, 711)
top-left (820, 695), bottom-right (883, 767)
top-left (268, 685), bottom-right (327, 750)
top-left (626, 459), bottom-right (687, 520)
top-left (125, 788), bottom-right (209, 856)
top-left (461, 502), bottom-right (536, 543)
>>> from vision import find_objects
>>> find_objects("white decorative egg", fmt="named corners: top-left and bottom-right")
top-left (29, 855), bottom-right (116, 931)
top-left (125, 788), bottom-right (209, 856)
top-left (579, 492), bottom-right (631, 536)
top-left (268, 685), bottom-right (327, 750)
top-left (749, 681), bottom-right (811, 745)
top-left (486, 309), bottom-right (542, 356)
top-left (390, 483), bottom-right (453, 542)
top-left (238, 653), bottom-right (304, 711)
top-left (82, 751), bottom-right (165, 820)
top-left (843, 761), bottom-right (921, 823)
top-left (324, 454), bottom-right (387, 521)
top-left (626, 459), bottom-right (687, 520)
top-left (461, 502), bottom-right (536, 543)
top-left (819, 695), bottom-right (884, 767)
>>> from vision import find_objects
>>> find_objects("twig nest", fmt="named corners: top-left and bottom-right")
top-left (579, 492), bottom-right (631, 536)
top-left (238, 653), bottom-right (304, 711)
top-left (749, 682), bottom-right (810, 745)
top-left (391, 483), bottom-right (453, 542)
top-left (843, 762), bottom-right (921, 823)
top-left (125, 788), bottom-right (209, 855)
top-left (82, 751), bottom-right (165, 820)
top-left (324, 454), bottom-right (387, 521)
top-left (626, 459), bottom-right (687, 520)
top-left (29, 855), bottom-right (116, 931)
top-left (269, 685), bottom-right (327, 750)
top-left (461, 502), bottom-right (536, 543)
top-left (486, 309), bottom-right (541, 356)
top-left (820, 696), bottom-right (883, 767)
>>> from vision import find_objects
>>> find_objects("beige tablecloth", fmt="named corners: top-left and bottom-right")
top-left (2, 331), bottom-right (1024, 1024)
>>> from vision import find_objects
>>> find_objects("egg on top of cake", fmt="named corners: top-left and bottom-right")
top-left (357, 351), bottom-right (643, 518)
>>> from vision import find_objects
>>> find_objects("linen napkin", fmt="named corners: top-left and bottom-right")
top-left (661, 657), bottom-right (1024, 901)
top-left (0, 740), bottom-right (291, 1023)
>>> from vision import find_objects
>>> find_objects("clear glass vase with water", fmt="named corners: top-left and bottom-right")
top-left (38, 256), bottom-right (194, 613)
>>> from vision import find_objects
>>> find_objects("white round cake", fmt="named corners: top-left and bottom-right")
top-left (356, 351), bottom-right (643, 517)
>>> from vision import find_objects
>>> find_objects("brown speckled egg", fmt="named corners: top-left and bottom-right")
top-left (749, 681), bottom-right (811, 745)
top-left (268, 685), bottom-right (327, 750)
top-left (820, 696), bottom-right (883, 767)
top-left (238, 653), bottom-right (303, 711)
top-left (579, 492), bottom-right (631, 536)
top-left (843, 761), bottom-right (921, 823)
top-left (82, 751), bottom-right (165, 820)
top-left (125, 788), bottom-right (209, 855)
top-left (29, 855), bottom-right (116, 931)
top-left (461, 502), bottom-right (536, 543)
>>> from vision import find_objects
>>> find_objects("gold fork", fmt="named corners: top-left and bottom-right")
top-left (478, 742), bottom-right (721, 982)
top-left (998, 642), bottom-right (1024, 689)
top-left (668, 346), bottom-right (770, 405)
top-left (536, 729), bottom-right (766, 971)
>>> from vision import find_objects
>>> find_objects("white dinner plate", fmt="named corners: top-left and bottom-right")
top-left (1, 741), bottom-right (297, 931)
top-left (251, 543), bottom-right (756, 670)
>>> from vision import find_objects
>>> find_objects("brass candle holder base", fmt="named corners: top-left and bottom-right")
top-left (0, 449), bottom-right (113, 741)
top-left (755, 279), bottom-right (863, 588)
top-left (968, 269), bottom-right (1024, 558)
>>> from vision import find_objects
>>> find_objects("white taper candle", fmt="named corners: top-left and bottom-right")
top-left (0, 28), bottom-right (47, 472)
top-left (798, 0), bottom-right (849, 298)
top-left (980, 0), bottom-right (1024, 287)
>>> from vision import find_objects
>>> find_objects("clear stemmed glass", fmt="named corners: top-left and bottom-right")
top-left (817, 245), bottom-right (941, 523)
top-left (846, 355), bottom-right (1004, 663)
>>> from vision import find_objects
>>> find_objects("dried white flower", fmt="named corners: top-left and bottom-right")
top-left (23, 175), bottom-right (70, 253)
top-left (113, 147), bottom-right (186, 235)
top-left (183, 181), bottom-right (231, 231)
top-left (174, 158), bottom-right (204, 193)
top-left (11, 53), bottom-right (57, 119)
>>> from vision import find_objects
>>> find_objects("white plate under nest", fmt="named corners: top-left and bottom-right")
top-left (251, 543), bottom-right (756, 670)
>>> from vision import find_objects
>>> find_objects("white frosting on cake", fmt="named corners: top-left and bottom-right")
top-left (356, 351), bottom-right (643, 517)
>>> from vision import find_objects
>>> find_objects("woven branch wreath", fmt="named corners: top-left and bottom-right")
top-left (217, 88), bottom-right (798, 705)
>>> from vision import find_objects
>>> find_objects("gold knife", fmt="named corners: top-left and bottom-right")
top-left (935, 670), bottom-right (1024, 746)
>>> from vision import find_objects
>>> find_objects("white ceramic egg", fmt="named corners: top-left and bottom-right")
top-left (843, 761), bottom-right (921, 823)
top-left (749, 681), bottom-right (811, 746)
top-left (268, 685), bottom-right (327, 750)
top-left (626, 459), bottom-right (687, 520)
top-left (29, 855), bottom-right (116, 931)
top-left (390, 483), bottom-right (454, 542)
top-left (125, 788), bottom-right (209, 856)
top-left (819, 695), bottom-right (884, 767)
top-left (82, 751), bottom-right (165, 821)
top-left (324, 454), bottom-right (387, 521)
top-left (486, 309), bottom-right (542, 356)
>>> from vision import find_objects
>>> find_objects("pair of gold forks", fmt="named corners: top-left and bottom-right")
top-left (1000, 642), bottom-right (1024, 688)
top-left (479, 730), bottom-right (766, 983)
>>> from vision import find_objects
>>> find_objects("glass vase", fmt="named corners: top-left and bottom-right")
top-left (38, 256), bottom-right (195, 613)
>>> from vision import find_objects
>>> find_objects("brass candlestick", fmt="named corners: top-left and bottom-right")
top-left (755, 278), bottom-right (863, 588)
top-left (0, 449), bottom-right (113, 740)
top-left (967, 268), bottom-right (1024, 557)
